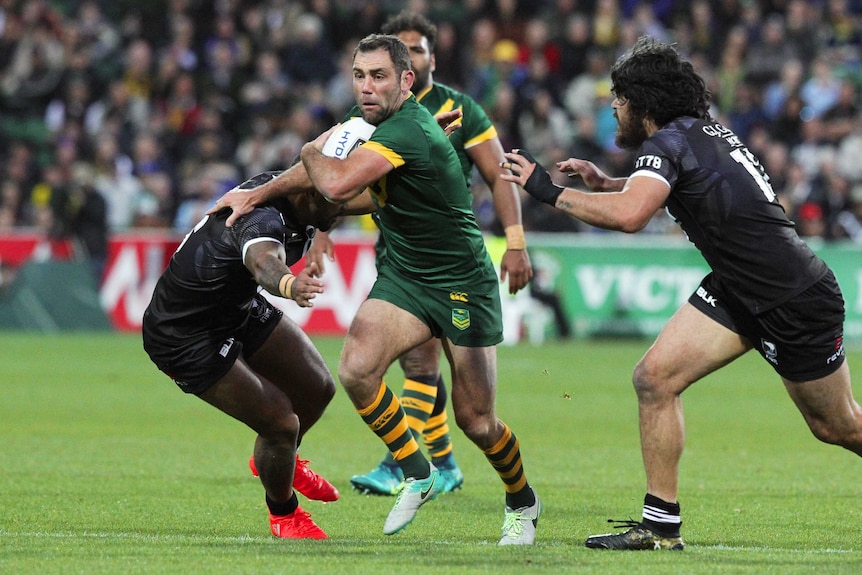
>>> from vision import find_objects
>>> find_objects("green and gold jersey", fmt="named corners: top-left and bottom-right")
top-left (415, 81), bottom-right (497, 186)
top-left (344, 97), bottom-right (494, 284)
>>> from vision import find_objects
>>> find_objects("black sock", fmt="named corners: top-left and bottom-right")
top-left (506, 485), bottom-right (536, 510)
top-left (641, 493), bottom-right (681, 537)
top-left (266, 492), bottom-right (299, 516)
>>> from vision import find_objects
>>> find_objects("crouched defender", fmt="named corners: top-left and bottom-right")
top-left (142, 172), bottom-right (347, 539)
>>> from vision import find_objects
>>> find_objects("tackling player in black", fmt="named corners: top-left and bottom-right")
top-left (503, 36), bottom-right (860, 550)
top-left (143, 172), bottom-right (370, 539)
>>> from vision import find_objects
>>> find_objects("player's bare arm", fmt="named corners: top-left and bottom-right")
top-left (470, 138), bottom-right (533, 294)
top-left (502, 149), bottom-right (670, 233)
top-left (556, 158), bottom-right (627, 192)
top-left (301, 140), bottom-right (392, 203)
top-left (306, 229), bottom-right (336, 275)
top-left (209, 162), bottom-right (317, 227)
top-left (244, 240), bottom-right (324, 308)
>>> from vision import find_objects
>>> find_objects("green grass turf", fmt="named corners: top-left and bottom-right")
top-left (1, 332), bottom-right (861, 574)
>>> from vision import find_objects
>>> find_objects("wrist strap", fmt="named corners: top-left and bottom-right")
top-left (504, 224), bottom-right (526, 250)
top-left (279, 273), bottom-right (297, 300)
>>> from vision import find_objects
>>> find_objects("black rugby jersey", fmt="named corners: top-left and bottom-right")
top-left (143, 200), bottom-right (314, 341)
top-left (633, 117), bottom-right (828, 314)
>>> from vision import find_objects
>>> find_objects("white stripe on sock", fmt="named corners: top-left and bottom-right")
top-left (643, 504), bottom-right (680, 524)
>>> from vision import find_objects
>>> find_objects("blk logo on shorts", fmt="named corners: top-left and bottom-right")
top-left (219, 337), bottom-right (235, 358)
top-left (452, 309), bottom-right (470, 330)
top-left (696, 286), bottom-right (717, 307)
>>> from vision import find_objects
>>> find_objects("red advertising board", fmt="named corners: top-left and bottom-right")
top-left (93, 231), bottom-right (376, 332)
top-left (0, 232), bottom-right (74, 266)
top-left (99, 232), bottom-right (181, 331)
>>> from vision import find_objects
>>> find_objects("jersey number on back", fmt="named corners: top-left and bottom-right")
top-left (175, 215), bottom-right (209, 254)
top-left (730, 148), bottom-right (775, 203)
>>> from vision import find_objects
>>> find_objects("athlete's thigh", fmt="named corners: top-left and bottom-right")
top-left (342, 297), bottom-right (434, 380)
top-left (442, 340), bottom-right (497, 420)
top-left (641, 302), bottom-right (752, 393)
top-left (783, 360), bottom-right (857, 430)
top-left (198, 358), bottom-right (292, 435)
top-left (398, 338), bottom-right (443, 379)
top-left (245, 317), bottom-right (333, 398)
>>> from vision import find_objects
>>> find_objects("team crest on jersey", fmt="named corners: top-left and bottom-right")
top-left (452, 309), bottom-right (470, 330)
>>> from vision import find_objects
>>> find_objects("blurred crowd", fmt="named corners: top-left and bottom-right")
top-left (1, 0), bottom-right (861, 264)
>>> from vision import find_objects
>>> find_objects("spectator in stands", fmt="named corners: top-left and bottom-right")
top-left (49, 163), bottom-right (108, 281)
top-left (801, 56), bottom-right (843, 120)
top-left (762, 59), bottom-right (805, 121)
top-left (0, 0), bottom-right (859, 250)
top-left (784, 0), bottom-right (820, 66)
top-left (563, 47), bottom-right (611, 122)
top-left (91, 132), bottom-right (145, 231)
top-left (517, 87), bottom-right (572, 167)
top-left (557, 13), bottom-right (593, 85)
top-left (744, 15), bottom-right (795, 89)
top-left (0, 180), bottom-right (23, 229)
top-left (282, 13), bottom-right (337, 88)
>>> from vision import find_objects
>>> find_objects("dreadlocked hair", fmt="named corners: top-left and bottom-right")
top-left (611, 36), bottom-right (712, 127)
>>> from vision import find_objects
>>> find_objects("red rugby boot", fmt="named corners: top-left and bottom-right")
top-left (269, 506), bottom-right (328, 540)
top-left (250, 455), bottom-right (339, 502)
top-left (293, 456), bottom-right (339, 502)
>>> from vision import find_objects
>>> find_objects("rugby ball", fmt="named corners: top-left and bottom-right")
top-left (321, 117), bottom-right (376, 159)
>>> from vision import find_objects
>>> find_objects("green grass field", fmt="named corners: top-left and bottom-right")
top-left (2, 333), bottom-right (861, 574)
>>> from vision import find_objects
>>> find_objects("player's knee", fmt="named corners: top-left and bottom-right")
top-left (632, 359), bottom-right (660, 400)
top-left (317, 372), bottom-right (337, 405)
top-left (398, 355), bottom-right (438, 379)
top-left (453, 410), bottom-right (494, 446)
top-left (337, 359), bottom-right (383, 404)
top-left (260, 411), bottom-right (300, 444)
top-left (398, 344), bottom-right (440, 379)
top-left (337, 356), bottom-right (366, 391)
top-left (807, 417), bottom-right (862, 448)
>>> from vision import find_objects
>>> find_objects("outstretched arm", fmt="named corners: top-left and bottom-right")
top-left (209, 162), bottom-right (316, 227)
top-left (501, 149), bottom-right (670, 233)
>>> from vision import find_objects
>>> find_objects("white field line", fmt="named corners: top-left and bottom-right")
top-left (1, 530), bottom-right (860, 555)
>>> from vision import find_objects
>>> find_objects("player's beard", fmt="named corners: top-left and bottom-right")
top-left (359, 85), bottom-right (404, 126)
top-left (615, 109), bottom-right (649, 150)
top-left (411, 66), bottom-right (430, 94)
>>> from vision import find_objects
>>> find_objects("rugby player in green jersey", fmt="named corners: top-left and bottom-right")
top-left (308, 11), bottom-right (531, 499)
top-left (294, 33), bottom-right (540, 544)
top-left (210, 32), bottom-right (539, 545)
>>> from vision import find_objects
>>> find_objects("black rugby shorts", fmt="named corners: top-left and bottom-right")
top-left (688, 270), bottom-right (846, 381)
top-left (145, 294), bottom-right (282, 394)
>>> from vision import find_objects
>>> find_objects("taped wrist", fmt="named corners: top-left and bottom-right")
top-left (279, 273), bottom-right (297, 299)
top-left (504, 224), bottom-right (526, 250)
top-left (518, 149), bottom-right (564, 206)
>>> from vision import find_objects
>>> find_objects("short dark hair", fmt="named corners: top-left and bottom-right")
top-left (354, 34), bottom-right (412, 76)
top-left (381, 11), bottom-right (437, 52)
top-left (611, 36), bottom-right (712, 126)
